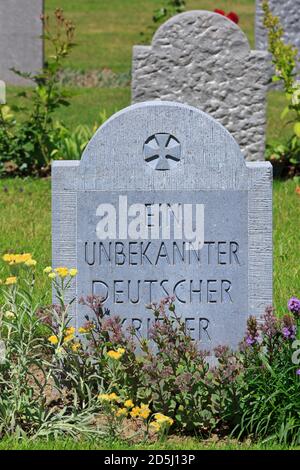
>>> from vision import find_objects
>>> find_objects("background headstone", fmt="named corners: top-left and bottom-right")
top-left (132, 11), bottom-right (270, 162)
top-left (0, 0), bottom-right (44, 85)
top-left (52, 101), bottom-right (273, 352)
top-left (256, 0), bottom-right (300, 53)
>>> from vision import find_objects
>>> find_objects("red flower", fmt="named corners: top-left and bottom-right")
top-left (214, 9), bottom-right (225, 16)
top-left (227, 11), bottom-right (239, 24)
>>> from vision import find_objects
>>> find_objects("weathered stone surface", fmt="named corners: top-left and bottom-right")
top-left (0, 0), bottom-right (44, 85)
top-left (52, 101), bottom-right (273, 351)
top-left (132, 10), bottom-right (269, 162)
top-left (256, 0), bottom-right (300, 52)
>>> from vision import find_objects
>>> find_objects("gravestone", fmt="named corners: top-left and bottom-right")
top-left (52, 101), bottom-right (273, 351)
top-left (0, 0), bottom-right (44, 85)
top-left (132, 10), bottom-right (270, 162)
top-left (256, 0), bottom-right (300, 53)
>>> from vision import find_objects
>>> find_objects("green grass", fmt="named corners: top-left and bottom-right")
top-left (0, 437), bottom-right (297, 450)
top-left (45, 0), bottom-right (255, 72)
top-left (3, 0), bottom-right (289, 143)
top-left (0, 178), bottom-right (299, 314)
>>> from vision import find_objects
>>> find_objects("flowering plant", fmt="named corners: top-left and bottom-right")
top-left (263, 0), bottom-right (300, 177)
top-left (214, 9), bottom-right (239, 24)
top-left (0, 252), bottom-right (299, 444)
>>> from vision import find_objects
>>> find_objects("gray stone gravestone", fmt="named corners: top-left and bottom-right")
top-left (0, 0), bottom-right (44, 85)
top-left (256, 0), bottom-right (300, 53)
top-left (52, 101), bottom-right (273, 351)
top-left (132, 10), bottom-right (270, 162)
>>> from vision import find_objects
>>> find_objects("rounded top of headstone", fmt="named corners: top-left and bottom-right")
top-left (152, 10), bottom-right (250, 60)
top-left (80, 101), bottom-right (246, 190)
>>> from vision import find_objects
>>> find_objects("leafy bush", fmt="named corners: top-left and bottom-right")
top-left (0, 254), bottom-right (299, 444)
top-left (263, 0), bottom-right (300, 177)
top-left (0, 9), bottom-right (102, 177)
top-left (233, 308), bottom-right (300, 445)
top-left (141, 1), bottom-right (186, 43)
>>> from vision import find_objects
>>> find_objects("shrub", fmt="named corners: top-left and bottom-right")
top-left (0, 9), bottom-right (102, 177)
top-left (233, 308), bottom-right (300, 445)
top-left (263, 0), bottom-right (300, 177)
top-left (141, 1), bottom-right (186, 43)
top-left (0, 253), bottom-right (299, 444)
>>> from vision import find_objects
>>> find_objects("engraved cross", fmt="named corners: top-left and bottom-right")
top-left (144, 133), bottom-right (181, 170)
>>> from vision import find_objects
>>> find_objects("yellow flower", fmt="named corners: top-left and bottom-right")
top-left (17, 253), bottom-right (32, 264)
top-left (98, 393), bottom-right (110, 402)
top-left (154, 413), bottom-right (174, 426)
top-left (3, 253), bottom-right (14, 263)
top-left (5, 276), bottom-right (17, 286)
top-left (48, 335), bottom-right (58, 345)
top-left (71, 342), bottom-right (81, 352)
top-left (25, 259), bottom-right (37, 267)
top-left (108, 393), bottom-right (119, 402)
top-left (117, 347), bottom-right (125, 355)
top-left (139, 403), bottom-right (151, 419)
top-left (4, 311), bottom-right (15, 319)
top-left (54, 267), bottom-right (69, 278)
top-left (69, 268), bottom-right (78, 277)
top-left (48, 272), bottom-right (56, 279)
top-left (78, 327), bottom-right (88, 334)
top-left (43, 266), bottom-right (52, 274)
top-left (107, 349), bottom-right (124, 360)
top-left (5, 253), bottom-right (33, 265)
top-left (63, 334), bottom-right (75, 343)
top-left (65, 327), bottom-right (76, 336)
top-left (124, 399), bottom-right (134, 409)
top-left (150, 421), bottom-right (161, 432)
top-left (130, 406), bottom-right (141, 418)
top-left (116, 407), bottom-right (128, 417)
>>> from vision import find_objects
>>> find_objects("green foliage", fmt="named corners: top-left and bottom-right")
top-left (263, 0), bottom-right (300, 176)
top-left (0, 256), bottom-right (299, 443)
top-left (233, 310), bottom-right (300, 445)
top-left (0, 260), bottom-right (102, 440)
top-left (0, 9), bottom-right (82, 176)
top-left (141, 0), bottom-right (186, 43)
top-left (153, 0), bottom-right (186, 23)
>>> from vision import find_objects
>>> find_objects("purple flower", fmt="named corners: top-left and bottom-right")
top-left (246, 336), bottom-right (254, 345)
top-left (282, 314), bottom-right (297, 340)
top-left (245, 335), bottom-right (259, 346)
top-left (288, 297), bottom-right (300, 317)
top-left (296, 369), bottom-right (300, 376)
top-left (282, 326), bottom-right (296, 340)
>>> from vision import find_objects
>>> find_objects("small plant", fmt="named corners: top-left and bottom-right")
top-left (233, 307), bottom-right (300, 445)
top-left (141, 1), bottom-right (186, 43)
top-left (0, 252), bottom-right (299, 443)
top-left (0, 9), bottom-right (76, 176)
top-left (214, 9), bottom-right (239, 24)
top-left (263, 0), bottom-right (300, 177)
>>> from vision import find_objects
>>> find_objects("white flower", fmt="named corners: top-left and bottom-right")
top-left (4, 311), bottom-right (15, 320)
top-left (291, 81), bottom-right (300, 106)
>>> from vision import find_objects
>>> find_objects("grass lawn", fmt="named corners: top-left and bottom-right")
top-left (0, 437), bottom-right (297, 450)
top-left (45, 0), bottom-right (255, 72)
top-left (4, 0), bottom-right (291, 143)
top-left (0, 178), bottom-right (298, 316)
